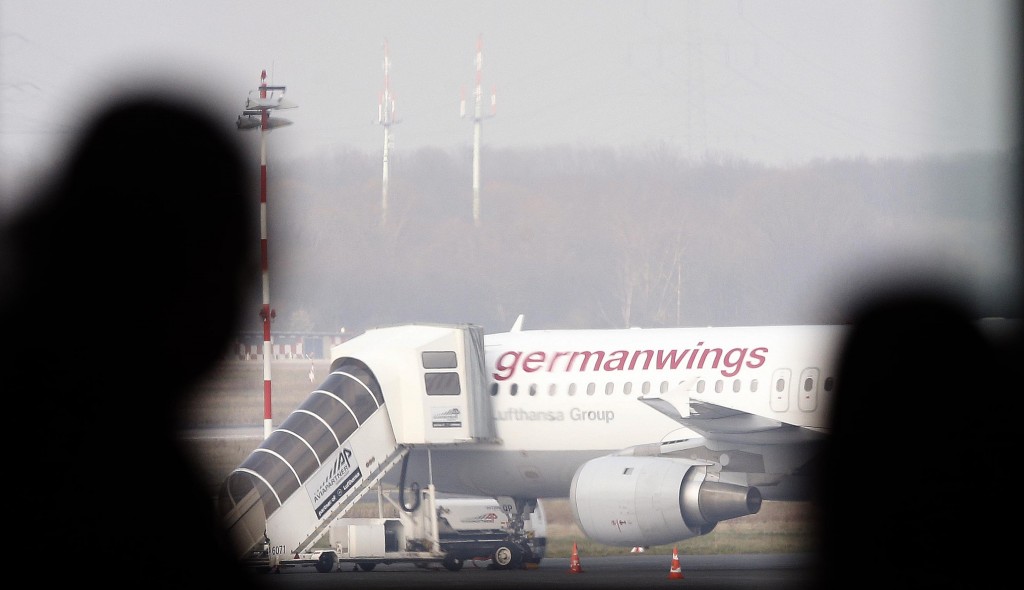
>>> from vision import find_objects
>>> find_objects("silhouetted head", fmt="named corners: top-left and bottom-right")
top-left (1, 95), bottom-right (256, 397)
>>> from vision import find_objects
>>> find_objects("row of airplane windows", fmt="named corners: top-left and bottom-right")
top-left (488, 375), bottom-right (837, 397)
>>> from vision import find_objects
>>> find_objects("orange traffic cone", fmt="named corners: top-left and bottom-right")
top-left (668, 546), bottom-right (684, 579)
top-left (568, 541), bottom-right (584, 574)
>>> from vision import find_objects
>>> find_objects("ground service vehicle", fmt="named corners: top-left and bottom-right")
top-left (275, 487), bottom-right (546, 573)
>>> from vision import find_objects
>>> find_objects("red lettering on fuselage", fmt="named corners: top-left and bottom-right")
top-left (492, 344), bottom-right (769, 381)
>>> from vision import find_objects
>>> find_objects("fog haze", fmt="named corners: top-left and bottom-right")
top-left (266, 146), bottom-right (1018, 333)
top-left (1, 1), bottom-right (1019, 333)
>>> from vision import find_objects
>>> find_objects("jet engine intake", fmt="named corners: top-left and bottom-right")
top-left (569, 455), bottom-right (761, 547)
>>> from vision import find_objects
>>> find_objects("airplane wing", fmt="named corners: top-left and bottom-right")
top-left (640, 396), bottom-right (822, 442)
top-left (635, 381), bottom-right (824, 500)
top-left (639, 393), bottom-right (783, 432)
top-left (639, 378), bottom-right (827, 442)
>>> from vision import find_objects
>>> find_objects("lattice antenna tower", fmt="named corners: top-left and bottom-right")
top-left (460, 34), bottom-right (496, 227)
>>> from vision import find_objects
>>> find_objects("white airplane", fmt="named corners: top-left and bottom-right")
top-left (221, 311), bottom-right (1018, 570)
top-left (394, 317), bottom-right (837, 548)
top-left (220, 316), bottom-right (842, 568)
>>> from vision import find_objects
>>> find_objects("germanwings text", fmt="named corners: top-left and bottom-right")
top-left (492, 342), bottom-right (768, 381)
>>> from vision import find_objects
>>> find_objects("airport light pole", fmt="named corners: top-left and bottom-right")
top-left (237, 69), bottom-right (296, 439)
top-left (460, 35), bottom-right (496, 227)
top-left (379, 39), bottom-right (397, 226)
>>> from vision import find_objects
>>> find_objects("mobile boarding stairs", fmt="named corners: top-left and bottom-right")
top-left (217, 324), bottom-right (500, 571)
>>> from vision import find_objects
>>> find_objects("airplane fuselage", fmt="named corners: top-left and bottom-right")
top-left (401, 324), bottom-right (843, 500)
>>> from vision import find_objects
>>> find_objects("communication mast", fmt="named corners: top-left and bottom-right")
top-left (460, 35), bottom-right (496, 227)
top-left (379, 39), bottom-right (397, 226)
top-left (236, 70), bottom-right (297, 439)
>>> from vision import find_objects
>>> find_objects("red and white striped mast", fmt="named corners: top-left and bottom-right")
top-left (460, 35), bottom-right (496, 227)
top-left (237, 69), bottom-right (296, 439)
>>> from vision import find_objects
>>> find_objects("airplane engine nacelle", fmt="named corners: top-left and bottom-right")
top-left (569, 456), bottom-right (762, 547)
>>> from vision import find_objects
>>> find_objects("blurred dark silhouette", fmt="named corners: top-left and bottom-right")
top-left (815, 284), bottom-right (1017, 586)
top-left (817, 16), bottom-right (1022, 583)
top-left (0, 95), bottom-right (259, 588)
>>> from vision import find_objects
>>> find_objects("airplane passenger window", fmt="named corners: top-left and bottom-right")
top-left (824, 377), bottom-right (835, 391)
top-left (605, 382), bottom-right (613, 395)
top-left (804, 377), bottom-right (814, 392)
top-left (660, 381), bottom-right (668, 393)
top-left (510, 383), bottom-right (519, 396)
top-left (587, 383), bottom-right (596, 395)
top-left (568, 383), bottom-right (577, 396)
top-left (529, 384), bottom-right (537, 396)
top-left (715, 380), bottom-right (723, 393)
top-left (776, 378), bottom-right (786, 392)
top-left (733, 379), bottom-right (741, 392)
top-left (489, 383), bottom-right (498, 396)
top-left (642, 381), bottom-right (651, 394)
top-left (696, 380), bottom-right (705, 393)
top-left (548, 383), bottom-right (557, 396)
top-left (751, 379), bottom-right (759, 393)
top-left (623, 382), bottom-right (632, 395)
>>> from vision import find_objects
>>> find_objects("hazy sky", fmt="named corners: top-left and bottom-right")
top-left (1, 1), bottom-right (1019, 203)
